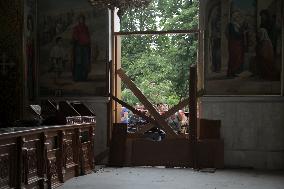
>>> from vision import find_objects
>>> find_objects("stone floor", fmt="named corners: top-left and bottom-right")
top-left (59, 167), bottom-right (284, 189)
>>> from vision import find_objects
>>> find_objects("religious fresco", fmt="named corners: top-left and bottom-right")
top-left (205, 0), bottom-right (282, 95)
top-left (24, 0), bottom-right (37, 100)
top-left (207, 1), bottom-right (222, 73)
top-left (38, 0), bottom-right (108, 97)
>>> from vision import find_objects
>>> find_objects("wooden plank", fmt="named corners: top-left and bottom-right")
top-left (130, 139), bottom-right (193, 167)
top-left (162, 98), bottom-right (190, 119)
top-left (114, 29), bottom-right (200, 36)
top-left (73, 128), bottom-right (80, 177)
top-left (162, 89), bottom-right (204, 119)
top-left (189, 65), bottom-right (198, 169)
top-left (117, 69), bottom-right (178, 139)
top-left (57, 131), bottom-right (64, 182)
top-left (112, 96), bottom-right (195, 138)
top-left (189, 65), bottom-right (197, 141)
top-left (16, 136), bottom-right (23, 188)
top-left (38, 132), bottom-right (46, 189)
top-left (111, 95), bottom-right (157, 125)
top-left (89, 126), bottom-right (95, 170)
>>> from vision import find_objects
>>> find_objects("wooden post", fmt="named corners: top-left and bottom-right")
top-left (57, 130), bottom-right (64, 182)
top-left (112, 95), bottom-right (157, 125)
top-left (89, 126), bottom-right (95, 170)
top-left (22, 147), bottom-right (28, 185)
top-left (109, 8), bottom-right (115, 146)
top-left (189, 65), bottom-right (198, 169)
top-left (39, 132), bottom-right (47, 189)
top-left (161, 98), bottom-right (190, 119)
top-left (107, 61), bottom-right (113, 146)
top-left (73, 128), bottom-right (80, 177)
top-left (16, 136), bottom-right (23, 189)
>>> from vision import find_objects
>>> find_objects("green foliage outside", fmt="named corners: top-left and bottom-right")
top-left (120, 0), bottom-right (199, 107)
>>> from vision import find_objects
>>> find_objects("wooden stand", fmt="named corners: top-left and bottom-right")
top-left (110, 65), bottom-right (224, 169)
top-left (109, 123), bottom-right (224, 169)
top-left (0, 124), bottom-right (95, 189)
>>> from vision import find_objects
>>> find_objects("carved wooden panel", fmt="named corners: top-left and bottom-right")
top-left (46, 156), bottom-right (61, 189)
top-left (81, 143), bottom-right (92, 174)
top-left (22, 134), bottom-right (45, 189)
top-left (45, 131), bottom-right (62, 189)
top-left (63, 140), bottom-right (76, 170)
top-left (0, 154), bottom-right (10, 188)
top-left (0, 139), bottom-right (17, 189)
top-left (62, 130), bottom-right (77, 181)
top-left (80, 127), bottom-right (95, 175)
top-left (0, 124), bottom-right (96, 189)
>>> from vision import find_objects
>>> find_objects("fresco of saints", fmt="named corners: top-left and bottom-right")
top-left (210, 5), bottom-right (222, 73)
top-left (227, 11), bottom-right (247, 78)
top-left (254, 28), bottom-right (280, 80)
top-left (72, 14), bottom-right (91, 82)
top-left (49, 37), bottom-right (66, 84)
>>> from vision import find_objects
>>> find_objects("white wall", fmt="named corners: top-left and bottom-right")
top-left (199, 96), bottom-right (284, 170)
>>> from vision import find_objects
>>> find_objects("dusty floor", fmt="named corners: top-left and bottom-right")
top-left (59, 167), bottom-right (284, 189)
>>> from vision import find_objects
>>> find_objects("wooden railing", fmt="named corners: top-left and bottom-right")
top-left (0, 124), bottom-right (95, 189)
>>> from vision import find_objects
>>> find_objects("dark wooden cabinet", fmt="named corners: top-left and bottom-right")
top-left (60, 129), bottom-right (78, 181)
top-left (45, 130), bottom-right (62, 189)
top-left (0, 138), bottom-right (17, 189)
top-left (79, 127), bottom-right (95, 175)
top-left (22, 134), bottom-right (45, 189)
top-left (0, 124), bottom-right (95, 189)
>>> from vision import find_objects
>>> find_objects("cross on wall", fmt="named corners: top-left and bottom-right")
top-left (0, 52), bottom-right (15, 76)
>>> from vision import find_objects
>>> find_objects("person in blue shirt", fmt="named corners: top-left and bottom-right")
top-left (120, 107), bottom-right (129, 124)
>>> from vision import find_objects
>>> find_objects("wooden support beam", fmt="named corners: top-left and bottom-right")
top-left (113, 94), bottom-right (188, 125)
top-left (189, 65), bottom-right (197, 141)
top-left (162, 90), bottom-right (204, 119)
top-left (39, 133), bottom-right (46, 189)
top-left (74, 128), bottom-right (80, 177)
top-left (189, 65), bottom-right (198, 169)
top-left (112, 96), bottom-right (187, 139)
top-left (117, 69), bottom-right (178, 139)
top-left (114, 29), bottom-right (200, 36)
top-left (89, 126), bottom-right (95, 170)
top-left (162, 98), bottom-right (190, 119)
top-left (16, 136), bottom-right (23, 189)
top-left (114, 94), bottom-right (201, 127)
top-left (111, 95), bottom-right (157, 125)
top-left (57, 130), bottom-right (64, 182)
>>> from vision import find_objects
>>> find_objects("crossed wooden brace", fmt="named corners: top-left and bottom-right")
top-left (113, 69), bottom-right (194, 139)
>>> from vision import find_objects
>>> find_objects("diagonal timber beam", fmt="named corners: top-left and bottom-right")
top-left (162, 90), bottom-right (204, 119)
top-left (111, 95), bottom-right (157, 125)
top-left (113, 94), bottom-right (188, 133)
top-left (117, 69), bottom-right (178, 138)
top-left (162, 98), bottom-right (190, 119)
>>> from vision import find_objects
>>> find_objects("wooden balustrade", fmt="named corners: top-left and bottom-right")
top-left (0, 124), bottom-right (95, 189)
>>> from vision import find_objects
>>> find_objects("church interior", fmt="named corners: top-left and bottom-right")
top-left (0, 0), bottom-right (284, 188)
